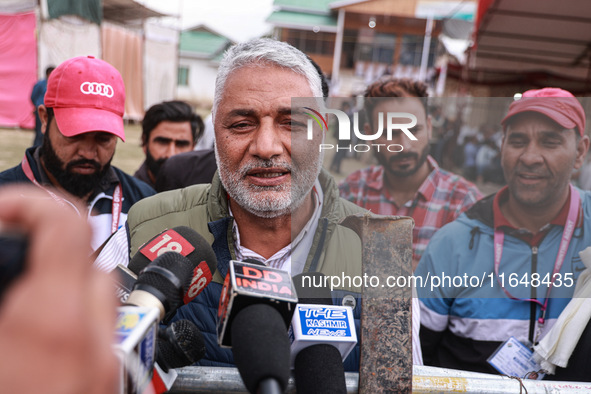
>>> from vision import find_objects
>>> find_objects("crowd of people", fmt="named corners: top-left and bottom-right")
top-left (2, 36), bottom-right (591, 392)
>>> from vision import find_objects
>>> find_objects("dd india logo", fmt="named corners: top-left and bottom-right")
top-left (304, 106), bottom-right (418, 153)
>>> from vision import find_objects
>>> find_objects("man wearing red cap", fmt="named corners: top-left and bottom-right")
top-left (416, 88), bottom-right (591, 379)
top-left (0, 56), bottom-right (155, 250)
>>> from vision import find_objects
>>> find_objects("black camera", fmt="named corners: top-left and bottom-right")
top-left (0, 231), bottom-right (28, 300)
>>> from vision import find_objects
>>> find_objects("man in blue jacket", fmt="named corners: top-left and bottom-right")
top-left (0, 56), bottom-right (155, 250)
top-left (416, 88), bottom-right (591, 376)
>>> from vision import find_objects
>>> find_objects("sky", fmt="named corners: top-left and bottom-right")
top-left (138, 0), bottom-right (275, 42)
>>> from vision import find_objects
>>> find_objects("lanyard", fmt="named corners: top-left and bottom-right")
top-left (493, 184), bottom-right (579, 326)
top-left (21, 154), bottom-right (123, 234)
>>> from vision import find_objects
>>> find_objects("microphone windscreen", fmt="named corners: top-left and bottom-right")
top-left (231, 303), bottom-right (290, 394)
top-left (133, 252), bottom-right (193, 313)
top-left (129, 226), bottom-right (217, 278)
top-left (293, 272), bottom-right (332, 305)
top-left (157, 319), bottom-right (206, 371)
top-left (294, 344), bottom-right (347, 394)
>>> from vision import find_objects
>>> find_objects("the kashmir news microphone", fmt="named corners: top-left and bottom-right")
top-left (217, 260), bottom-right (298, 394)
top-left (290, 272), bottom-right (356, 394)
top-left (129, 226), bottom-right (217, 307)
top-left (126, 252), bottom-right (194, 321)
top-left (113, 306), bottom-right (160, 394)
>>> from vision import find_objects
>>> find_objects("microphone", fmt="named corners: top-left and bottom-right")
top-left (129, 226), bottom-right (217, 305)
top-left (290, 272), bottom-right (356, 394)
top-left (217, 260), bottom-right (298, 347)
top-left (157, 319), bottom-right (206, 372)
top-left (232, 303), bottom-right (291, 394)
top-left (112, 264), bottom-right (137, 304)
top-left (217, 260), bottom-right (298, 394)
top-left (126, 252), bottom-right (193, 321)
top-left (150, 319), bottom-right (207, 394)
top-left (113, 306), bottom-right (160, 394)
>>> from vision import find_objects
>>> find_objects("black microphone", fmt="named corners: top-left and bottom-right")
top-left (216, 260), bottom-right (298, 394)
top-left (157, 319), bottom-right (206, 372)
top-left (129, 226), bottom-right (217, 305)
top-left (291, 272), bottom-right (355, 394)
top-left (126, 252), bottom-right (193, 320)
top-left (232, 303), bottom-right (291, 394)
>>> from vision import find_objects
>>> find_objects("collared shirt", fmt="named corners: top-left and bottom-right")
top-left (233, 180), bottom-right (323, 275)
top-left (339, 156), bottom-right (482, 264)
top-left (492, 185), bottom-right (580, 246)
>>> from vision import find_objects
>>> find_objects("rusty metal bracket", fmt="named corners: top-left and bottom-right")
top-left (341, 213), bottom-right (414, 393)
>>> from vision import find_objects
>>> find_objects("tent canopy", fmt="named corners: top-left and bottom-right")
top-left (466, 0), bottom-right (591, 92)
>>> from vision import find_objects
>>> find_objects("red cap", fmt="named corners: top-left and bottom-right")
top-left (501, 87), bottom-right (586, 136)
top-left (44, 56), bottom-right (126, 141)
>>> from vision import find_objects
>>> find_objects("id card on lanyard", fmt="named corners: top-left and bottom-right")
top-left (493, 184), bottom-right (580, 340)
top-left (21, 155), bottom-right (123, 234)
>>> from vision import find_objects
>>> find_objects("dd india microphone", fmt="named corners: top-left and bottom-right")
top-left (126, 252), bottom-right (194, 321)
top-left (129, 226), bottom-right (217, 305)
top-left (217, 260), bottom-right (298, 394)
top-left (291, 272), bottom-right (357, 394)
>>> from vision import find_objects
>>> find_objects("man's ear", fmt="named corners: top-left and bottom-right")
top-left (38, 105), bottom-right (48, 135)
top-left (574, 135), bottom-right (590, 170)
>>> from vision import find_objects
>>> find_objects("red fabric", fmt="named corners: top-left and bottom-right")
top-left (0, 12), bottom-right (36, 129)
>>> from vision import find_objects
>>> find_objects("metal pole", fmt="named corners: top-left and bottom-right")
top-left (418, 14), bottom-right (434, 82)
top-left (331, 9), bottom-right (345, 90)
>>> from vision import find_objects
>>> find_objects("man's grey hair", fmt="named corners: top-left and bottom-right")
top-left (212, 38), bottom-right (323, 117)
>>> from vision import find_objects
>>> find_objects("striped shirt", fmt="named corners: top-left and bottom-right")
top-left (338, 156), bottom-right (482, 265)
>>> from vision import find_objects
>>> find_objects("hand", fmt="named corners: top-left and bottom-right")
top-left (0, 185), bottom-right (118, 394)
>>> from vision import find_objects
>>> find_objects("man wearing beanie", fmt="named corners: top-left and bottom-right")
top-left (416, 88), bottom-right (591, 379)
top-left (0, 56), bottom-right (155, 250)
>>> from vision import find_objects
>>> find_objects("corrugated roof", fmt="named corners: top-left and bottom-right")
top-left (273, 0), bottom-right (336, 14)
top-left (179, 30), bottom-right (230, 58)
top-left (266, 10), bottom-right (338, 31)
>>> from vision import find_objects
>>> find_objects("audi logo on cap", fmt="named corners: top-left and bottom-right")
top-left (80, 82), bottom-right (114, 98)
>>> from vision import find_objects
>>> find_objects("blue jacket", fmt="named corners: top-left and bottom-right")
top-left (416, 189), bottom-right (591, 373)
top-left (0, 147), bottom-right (155, 249)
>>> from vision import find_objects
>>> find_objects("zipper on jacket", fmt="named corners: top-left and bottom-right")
top-left (528, 246), bottom-right (538, 345)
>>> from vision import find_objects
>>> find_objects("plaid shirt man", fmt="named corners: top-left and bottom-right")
top-left (339, 156), bottom-right (482, 265)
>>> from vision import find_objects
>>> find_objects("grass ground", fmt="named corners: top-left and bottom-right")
top-left (0, 124), bottom-right (146, 175)
top-left (0, 126), bottom-right (500, 195)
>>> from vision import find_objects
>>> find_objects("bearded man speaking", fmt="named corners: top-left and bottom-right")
top-left (0, 56), bottom-right (155, 250)
top-left (95, 38), bottom-right (369, 371)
